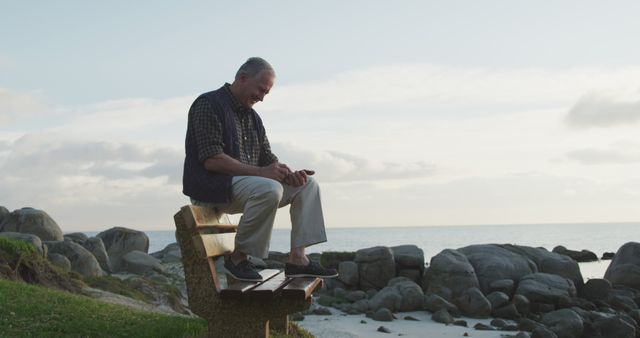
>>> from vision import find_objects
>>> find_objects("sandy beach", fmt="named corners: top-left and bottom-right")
top-left (297, 307), bottom-right (513, 338)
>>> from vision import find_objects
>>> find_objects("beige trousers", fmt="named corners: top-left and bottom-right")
top-left (193, 176), bottom-right (327, 258)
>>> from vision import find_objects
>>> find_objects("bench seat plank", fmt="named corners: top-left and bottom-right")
top-left (246, 272), bottom-right (291, 301)
top-left (282, 277), bottom-right (322, 300)
top-left (193, 233), bottom-right (235, 258)
top-left (220, 269), bottom-right (281, 300)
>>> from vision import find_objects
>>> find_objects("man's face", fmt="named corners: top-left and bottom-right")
top-left (238, 71), bottom-right (274, 109)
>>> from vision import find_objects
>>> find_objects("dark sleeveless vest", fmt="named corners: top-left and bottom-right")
top-left (182, 86), bottom-right (266, 203)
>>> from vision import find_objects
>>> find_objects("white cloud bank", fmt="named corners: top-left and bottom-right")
top-left (0, 88), bottom-right (46, 124)
top-left (565, 92), bottom-right (640, 128)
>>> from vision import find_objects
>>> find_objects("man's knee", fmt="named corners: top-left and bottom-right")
top-left (255, 178), bottom-right (284, 205)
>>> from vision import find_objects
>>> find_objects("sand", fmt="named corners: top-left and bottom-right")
top-left (296, 307), bottom-right (515, 338)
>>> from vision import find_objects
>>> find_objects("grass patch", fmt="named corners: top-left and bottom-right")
top-left (83, 275), bottom-right (149, 302)
top-left (0, 278), bottom-right (207, 337)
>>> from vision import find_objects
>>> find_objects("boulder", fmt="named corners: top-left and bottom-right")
top-left (601, 252), bottom-right (615, 260)
top-left (486, 291), bottom-right (509, 310)
top-left (513, 294), bottom-right (531, 317)
top-left (493, 303), bottom-right (521, 320)
top-left (345, 290), bottom-right (367, 302)
top-left (458, 244), bottom-right (536, 294)
top-left (371, 307), bottom-right (394, 322)
top-left (502, 244), bottom-right (584, 289)
top-left (432, 308), bottom-right (454, 324)
top-left (369, 279), bottom-right (424, 312)
top-left (579, 278), bottom-right (611, 302)
top-left (338, 261), bottom-right (359, 286)
top-left (541, 309), bottom-right (583, 338)
top-left (119, 250), bottom-right (164, 275)
top-left (0, 231), bottom-right (46, 256)
top-left (423, 249), bottom-right (479, 297)
top-left (489, 279), bottom-right (515, 295)
top-left (355, 246), bottom-right (395, 290)
top-left (97, 227), bottom-right (149, 271)
top-left (45, 239), bottom-right (103, 277)
top-left (552, 245), bottom-right (598, 262)
top-left (150, 242), bottom-right (182, 264)
top-left (390, 245), bottom-right (425, 270)
top-left (320, 251), bottom-right (356, 269)
top-left (531, 325), bottom-right (558, 338)
top-left (397, 269), bottom-right (421, 284)
top-left (82, 237), bottom-right (112, 273)
top-left (0, 207), bottom-right (63, 241)
top-left (592, 315), bottom-right (636, 338)
top-left (47, 252), bottom-right (71, 271)
top-left (454, 287), bottom-right (491, 318)
top-left (515, 273), bottom-right (577, 305)
top-left (64, 232), bottom-right (89, 244)
top-left (0, 206), bottom-right (10, 223)
top-left (423, 293), bottom-right (460, 316)
top-left (604, 242), bottom-right (640, 289)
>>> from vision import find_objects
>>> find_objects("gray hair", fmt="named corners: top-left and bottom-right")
top-left (235, 57), bottom-right (275, 79)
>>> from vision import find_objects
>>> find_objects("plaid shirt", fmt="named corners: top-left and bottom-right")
top-left (190, 83), bottom-right (278, 167)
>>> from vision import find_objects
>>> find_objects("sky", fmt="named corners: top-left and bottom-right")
top-left (2, 1), bottom-right (640, 232)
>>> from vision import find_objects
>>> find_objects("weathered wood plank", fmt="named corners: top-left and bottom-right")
top-left (186, 205), bottom-right (236, 230)
top-left (282, 277), bottom-right (322, 300)
top-left (220, 269), bottom-right (281, 300)
top-left (192, 233), bottom-right (235, 258)
top-left (246, 272), bottom-right (290, 301)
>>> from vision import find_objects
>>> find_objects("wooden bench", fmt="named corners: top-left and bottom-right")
top-left (174, 205), bottom-right (322, 338)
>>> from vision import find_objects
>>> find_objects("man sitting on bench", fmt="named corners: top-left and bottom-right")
top-left (182, 57), bottom-right (338, 282)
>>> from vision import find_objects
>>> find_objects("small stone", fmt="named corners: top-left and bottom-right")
top-left (312, 307), bottom-right (332, 315)
top-left (372, 307), bottom-right (394, 322)
top-left (360, 320), bottom-right (367, 324)
top-left (490, 318), bottom-right (507, 328)
top-left (404, 315), bottom-right (419, 321)
top-left (377, 326), bottom-right (392, 333)
top-left (473, 323), bottom-right (495, 330)
top-left (463, 333), bottom-right (469, 337)
top-left (453, 320), bottom-right (468, 327)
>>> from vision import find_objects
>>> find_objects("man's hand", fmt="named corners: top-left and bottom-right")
top-left (258, 162), bottom-right (291, 182)
top-left (283, 169), bottom-right (315, 187)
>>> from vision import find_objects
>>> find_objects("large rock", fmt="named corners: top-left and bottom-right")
top-left (0, 206), bottom-right (9, 223)
top-left (423, 293), bottom-right (460, 316)
top-left (0, 207), bottom-right (63, 241)
top-left (390, 245), bottom-right (425, 269)
top-left (338, 261), bottom-right (359, 286)
top-left (579, 278), bottom-right (611, 302)
top-left (64, 232), bottom-right (89, 244)
top-left (97, 227), bottom-right (149, 271)
top-left (150, 242), bottom-right (182, 264)
top-left (82, 237), bottom-right (112, 273)
top-left (423, 249), bottom-right (479, 297)
top-left (47, 252), bottom-right (71, 271)
top-left (604, 242), bottom-right (640, 289)
top-left (458, 244), bottom-right (536, 294)
top-left (369, 279), bottom-right (424, 312)
top-left (119, 250), bottom-right (163, 275)
top-left (552, 245), bottom-right (598, 262)
top-left (541, 309), bottom-right (583, 338)
top-left (592, 315), bottom-right (636, 338)
top-left (355, 246), bottom-right (395, 290)
top-left (45, 239), bottom-right (103, 277)
top-left (502, 244), bottom-right (584, 289)
top-left (454, 287), bottom-right (491, 318)
top-left (0, 231), bottom-right (47, 256)
top-left (515, 273), bottom-right (577, 305)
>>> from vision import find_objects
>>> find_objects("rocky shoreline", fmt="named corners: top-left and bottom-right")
top-left (2, 206), bottom-right (640, 338)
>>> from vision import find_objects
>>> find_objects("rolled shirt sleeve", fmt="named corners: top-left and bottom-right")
top-left (190, 97), bottom-right (225, 163)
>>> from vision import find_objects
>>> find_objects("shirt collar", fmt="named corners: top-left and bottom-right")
top-left (223, 83), bottom-right (250, 115)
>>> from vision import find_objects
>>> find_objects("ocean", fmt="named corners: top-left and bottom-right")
top-left (86, 222), bottom-right (640, 280)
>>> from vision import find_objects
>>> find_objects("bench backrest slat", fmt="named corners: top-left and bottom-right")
top-left (193, 233), bottom-right (235, 258)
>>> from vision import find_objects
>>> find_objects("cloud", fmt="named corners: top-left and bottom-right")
top-left (0, 88), bottom-right (46, 124)
top-left (565, 93), bottom-right (640, 128)
top-left (272, 142), bottom-right (437, 182)
top-left (261, 64), bottom-right (640, 115)
top-left (566, 142), bottom-right (640, 164)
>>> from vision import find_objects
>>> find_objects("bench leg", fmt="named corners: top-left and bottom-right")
top-left (269, 314), bottom-right (289, 334)
top-left (207, 317), bottom-right (269, 338)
